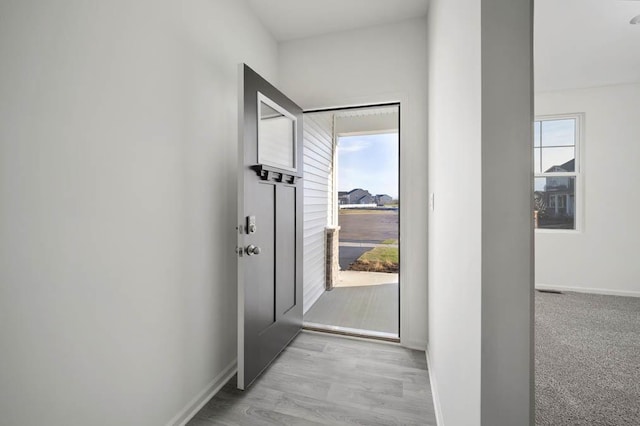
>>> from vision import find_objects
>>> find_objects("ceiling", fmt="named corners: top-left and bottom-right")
top-left (248, 0), bottom-right (640, 92)
top-left (535, 0), bottom-right (640, 91)
top-left (247, 0), bottom-right (429, 42)
top-left (333, 105), bottom-right (398, 118)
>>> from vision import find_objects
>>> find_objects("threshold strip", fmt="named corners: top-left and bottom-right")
top-left (302, 322), bottom-right (400, 343)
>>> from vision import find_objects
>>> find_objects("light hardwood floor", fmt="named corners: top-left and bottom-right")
top-left (188, 331), bottom-right (436, 426)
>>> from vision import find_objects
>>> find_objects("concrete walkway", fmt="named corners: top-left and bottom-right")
top-left (304, 270), bottom-right (400, 337)
top-left (338, 246), bottom-right (369, 270)
top-left (335, 270), bottom-right (399, 288)
top-left (304, 279), bottom-right (399, 335)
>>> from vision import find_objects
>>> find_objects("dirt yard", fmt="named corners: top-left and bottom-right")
top-left (338, 209), bottom-right (399, 243)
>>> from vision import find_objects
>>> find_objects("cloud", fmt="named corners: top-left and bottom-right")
top-left (337, 139), bottom-right (371, 153)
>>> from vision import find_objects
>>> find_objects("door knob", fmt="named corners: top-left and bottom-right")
top-left (245, 245), bottom-right (261, 256)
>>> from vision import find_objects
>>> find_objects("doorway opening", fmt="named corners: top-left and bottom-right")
top-left (301, 104), bottom-right (400, 341)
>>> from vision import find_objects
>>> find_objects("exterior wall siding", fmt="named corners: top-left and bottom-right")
top-left (302, 111), bottom-right (334, 313)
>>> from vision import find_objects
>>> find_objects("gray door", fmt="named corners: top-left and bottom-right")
top-left (237, 64), bottom-right (303, 390)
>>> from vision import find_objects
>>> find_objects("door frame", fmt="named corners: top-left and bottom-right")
top-left (302, 100), bottom-right (404, 343)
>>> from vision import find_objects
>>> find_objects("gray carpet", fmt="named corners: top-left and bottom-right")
top-left (536, 291), bottom-right (640, 425)
top-left (304, 284), bottom-right (398, 335)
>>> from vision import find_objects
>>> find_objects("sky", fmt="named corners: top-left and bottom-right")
top-left (337, 133), bottom-right (399, 199)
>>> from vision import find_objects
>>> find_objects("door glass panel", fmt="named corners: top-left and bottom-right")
top-left (258, 94), bottom-right (296, 171)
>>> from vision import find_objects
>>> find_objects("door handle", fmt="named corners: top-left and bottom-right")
top-left (245, 245), bottom-right (261, 256)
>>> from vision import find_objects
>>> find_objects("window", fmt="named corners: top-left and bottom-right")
top-left (258, 92), bottom-right (297, 172)
top-left (533, 115), bottom-right (582, 231)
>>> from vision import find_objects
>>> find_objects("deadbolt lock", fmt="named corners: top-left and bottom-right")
top-left (246, 216), bottom-right (256, 234)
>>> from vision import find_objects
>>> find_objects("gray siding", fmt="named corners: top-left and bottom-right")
top-left (302, 111), bottom-right (333, 313)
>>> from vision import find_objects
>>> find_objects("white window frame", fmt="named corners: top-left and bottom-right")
top-left (534, 113), bottom-right (584, 234)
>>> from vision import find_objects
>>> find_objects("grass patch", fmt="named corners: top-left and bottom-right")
top-left (360, 247), bottom-right (398, 263)
top-left (381, 239), bottom-right (398, 245)
top-left (349, 246), bottom-right (399, 273)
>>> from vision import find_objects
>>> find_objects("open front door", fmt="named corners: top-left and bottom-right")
top-left (237, 64), bottom-right (303, 390)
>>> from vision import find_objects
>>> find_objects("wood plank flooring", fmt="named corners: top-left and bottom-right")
top-left (188, 331), bottom-right (436, 426)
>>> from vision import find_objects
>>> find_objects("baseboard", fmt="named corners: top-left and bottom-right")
top-left (536, 284), bottom-right (640, 298)
top-left (426, 347), bottom-right (444, 426)
top-left (166, 359), bottom-right (237, 426)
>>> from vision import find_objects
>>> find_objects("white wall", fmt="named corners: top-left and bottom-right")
top-left (427, 1), bottom-right (482, 423)
top-left (428, 0), bottom-right (534, 424)
top-left (279, 17), bottom-right (429, 349)
top-left (480, 0), bottom-right (534, 424)
top-left (535, 83), bottom-right (640, 297)
top-left (0, 1), bottom-right (277, 425)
